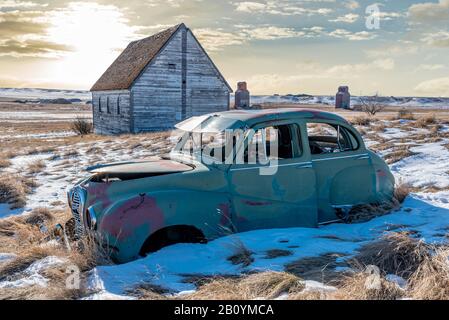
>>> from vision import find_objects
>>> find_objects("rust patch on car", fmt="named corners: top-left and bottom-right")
top-left (100, 194), bottom-right (165, 241)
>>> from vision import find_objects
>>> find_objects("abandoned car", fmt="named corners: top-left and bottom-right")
top-left (67, 109), bottom-right (394, 263)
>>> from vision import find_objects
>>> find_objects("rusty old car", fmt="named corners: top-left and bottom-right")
top-left (67, 109), bottom-right (394, 263)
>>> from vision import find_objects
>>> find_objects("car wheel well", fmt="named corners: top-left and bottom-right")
top-left (139, 225), bottom-right (206, 256)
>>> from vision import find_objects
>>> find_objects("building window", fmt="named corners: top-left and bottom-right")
top-left (98, 97), bottom-right (102, 113)
top-left (106, 96), bottom-right (110, 114)
top-left (117, 95), bottom-right (121, 115)
top-left (168, 63), bottom-right (176, 71)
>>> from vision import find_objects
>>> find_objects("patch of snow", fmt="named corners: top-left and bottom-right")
top-left (0, 256), bottom-right (67, 289)
top-left (386, 274), bottom-right (407, 290)
top-left (0, 273), bottom-right (49, 289)
top-left (0, 253), bottom-right (16, 264)
top-left (302, 280), bottom-right (337, 293)
top-left (391, 141), bottom-right (449, 189)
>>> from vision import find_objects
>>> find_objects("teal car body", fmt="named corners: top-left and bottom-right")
top-left (68, 109), bottom-right (394, 263)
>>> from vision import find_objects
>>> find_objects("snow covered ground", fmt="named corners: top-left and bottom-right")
top-left (1, 88), bottom-right (449, 109)
top-left (1, 112), bottom-right (449, 299)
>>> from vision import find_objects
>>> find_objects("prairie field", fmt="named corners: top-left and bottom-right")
top-left (1, 100), bottom-right (449, 300)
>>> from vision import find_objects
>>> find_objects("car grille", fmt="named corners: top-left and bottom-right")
top-left (71, 190), bottom-right (85, 236)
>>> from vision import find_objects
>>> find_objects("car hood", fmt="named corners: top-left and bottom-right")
top-left (87, 158), bottom-right (194, 175)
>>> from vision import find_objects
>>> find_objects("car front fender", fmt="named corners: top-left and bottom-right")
top-left (97, 190), bottom-right (233, 263)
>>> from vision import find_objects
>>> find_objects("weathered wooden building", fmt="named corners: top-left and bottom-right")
top-left (90, 23), bottom-right (233, 134)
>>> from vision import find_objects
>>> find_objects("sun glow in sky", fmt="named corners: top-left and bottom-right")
top-left (43, 2), bottom-right (140, 88)
top-left (1, 0), bottom-right (449, 96)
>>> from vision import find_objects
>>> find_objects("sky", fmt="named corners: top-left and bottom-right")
top-left (0, 0), bottom-right (449, 96)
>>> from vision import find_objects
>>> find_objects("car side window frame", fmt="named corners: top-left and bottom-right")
top-left (305, 120), bottom-right (364, 157)
top-left (237, 120), bottom-right (305, 165)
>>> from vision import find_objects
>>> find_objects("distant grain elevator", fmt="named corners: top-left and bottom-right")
top-left (90, 23), bottom-right (233, 134)
top-left (335, 86), bottom-right (351, 109)
top-left (235, 82), bottom-right (250, 109)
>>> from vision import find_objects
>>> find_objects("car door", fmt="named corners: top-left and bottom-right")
top-left (228, 120), bottom-right (318, 232)
top-left (306, 120), bottom-right (376, 224)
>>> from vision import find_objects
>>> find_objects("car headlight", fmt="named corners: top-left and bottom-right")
top-left (86, 206), bottom-right (98, 230)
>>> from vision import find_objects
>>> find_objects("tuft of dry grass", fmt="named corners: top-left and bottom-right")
top-left (396, 109), bottom-right (415, 120)
top-left (394, 182), bottom-right (411, 204)
top-left (284, 253), bottom-right (347, 283)
top-left (384, 146), bottom-right (416, 164)
top-left (415, 114), bottom-right (436, 128)
top-left (181, 271), bottom-right (304, 300)
top-left (24, 207), bottom-right (54, 225)
top-left (227, 239), bottom-right (254, 267)
top-left (351, 116), bottom-right (372, 126)
top-left (351, 232), bottom-right (430, 279)
top-left (408, 247), bottom-right (449, 300)
top-left (264, 249), bottom-right (293, 259)
top-left (0, 158), bottom-right (11, 168)
top-left (27, 159), bottom-right (46, 175)
top-left (0, 174), bottom-right (38, 209)
top-left (372, 123), bottom-right (387, 133)
top-left (332, 272), bottom-right (404, 300)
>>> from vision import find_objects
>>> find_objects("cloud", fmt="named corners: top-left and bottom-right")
top-left (422, 31), bottom-right (449, 47)
top-left (365, 44), bottom-right (419, 58)
top-left (415, 77), bottom-right (449, 95)
top-left (330, 13), bottom-right (359, 23)
top-left (195, 26), bottom-right (305, 50)
top-left (194, 28), bottom-right (247, 51)
top-left (234, 1), bottom-right (266, 12)
top-left (0, 39), bottom-right (71, 57)
top-left (408, 0), bottom-right (449, 23)
top-left (373, 11), bottom-right (404, 21)
top-left (233, 0), bottom-right (333, 16)
top-left (327, 58), bottom-right (395, 76)
top-left (415, 64), bottom-right (446, 72)
top-left (344, 0), bottom-right (359, 10)
top-left (245, 26), bottom-right (305, 40)
top-left (0, 0), bottom-right (48, 9)
top-left (329, 29), bottom-right (376, 41)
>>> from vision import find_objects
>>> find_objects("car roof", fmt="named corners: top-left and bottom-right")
top-left (207, 108), bottom-right (349, 126)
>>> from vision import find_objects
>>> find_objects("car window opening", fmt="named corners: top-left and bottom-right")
top-left (307, 123), bottom-right (359, 155)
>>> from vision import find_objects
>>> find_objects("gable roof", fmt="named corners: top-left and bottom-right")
top-left (91, 23), bottom-right (232, 92)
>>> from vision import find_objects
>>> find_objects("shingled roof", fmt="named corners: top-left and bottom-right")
top-left (91, 24), bottom-right (182, 91)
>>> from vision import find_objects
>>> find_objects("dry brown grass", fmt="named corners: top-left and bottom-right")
top-left (351, 116), bottom-right (372, 126)
top-left (180, 272), bottom-right (304, 300)
top-left (384, 145), bottom-right (416, 164)
top-left (352, 232), bottom-right (430, 279)
top-left (227, 239), bottom-right (254, 267)
top-left (408, 247), bottom-right (449, 300)
top-left (0, 210), bottom-right (113, 299)
top-left (332, 272), bottom-right (404, 300)
top-left (396, 109), bottom-right (415, 121)
top-left (0, 173), bottom-right (38, 209)
top-left (284, 253), bottom-right (347, 282)
top-left (264, 249), bottom-right (293, 259)
top-left (394, 182), bottom-right (411, 204)
top-left (0, 158), bottom-right (11, 168)
top-left (345, 182), bottom-right (409, 224)
top-left (372, 123), bottom-right (387, 133)
top-left (27, 159), bottom-right (46, 175)
top-left (415, 114), bottom-right (436, 128)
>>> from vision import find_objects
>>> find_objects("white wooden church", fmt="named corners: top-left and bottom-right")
top-left (90, 23), bottom-right (233, 134)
